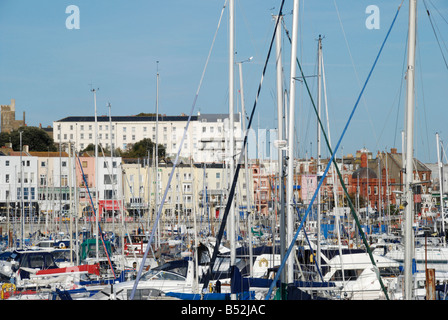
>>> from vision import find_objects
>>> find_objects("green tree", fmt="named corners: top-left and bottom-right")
top-left (120, 138), bottom-right (165, 159)
top-left (0, 131), bottom-right (11, 147)
top-left (2, 126), bottom-right (57, 151)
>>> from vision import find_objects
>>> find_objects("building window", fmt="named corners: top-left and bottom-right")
top-left (104, 174), bottom-right (117, 184)
top-left (183, 183), bottom-right (192, 193)
top-left (184, 173), bottom-right (192, 180)
top-left (61, 175), bottom-right (68, 187)
top-left (40, 174), bottom-right (46, 186)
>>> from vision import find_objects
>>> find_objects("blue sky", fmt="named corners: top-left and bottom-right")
top-left (0, 0), bottom-right (447, 163)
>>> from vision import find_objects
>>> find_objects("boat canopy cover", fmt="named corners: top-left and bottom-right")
top-left (79, 239), bottom-right (112, 261)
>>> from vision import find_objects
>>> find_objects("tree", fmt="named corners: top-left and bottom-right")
top-left (0, 132), bottom-right (10, 147)
top-left (1, 126), bottom-right (57, 152)
top-left (120, 138), bottom-right (165, 159)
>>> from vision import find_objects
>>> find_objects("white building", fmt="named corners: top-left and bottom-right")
top-left (53, 113), bottom-right (242, 163)
top-left (35, 153), bottom-right (73, 216)
top-left (0, 153), bottom-right (38, 216)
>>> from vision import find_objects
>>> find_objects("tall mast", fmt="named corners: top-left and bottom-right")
top-left (237, 56), bottom-right (253, 276)
top-left (404, 0), bottom-right (417, 300)
top-left (108, 103), bottom-right (115, 232)
top-left (286, 0), bottom-right (300, 284)
top-left (155, 61), bottom-right (160, 249)
top-left (20, 131), bottom-right (24, 249)
top-left (91, 87), bottom-right (99, 263)
top-left (228, 0), bottom-right (236, 271)
top-left (316, 35), bottom-right (323, 272)
top-left (274, 13), bottom-right (286, 289)
top-left (436, 133), bottom-right (445, 242)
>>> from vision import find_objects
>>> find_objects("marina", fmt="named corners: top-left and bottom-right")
top-left (1, 0), bottom-right (448, 303)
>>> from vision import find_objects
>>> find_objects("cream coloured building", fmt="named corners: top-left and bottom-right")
top-left (121, 161), bottom-right (252, 222)
top-left (53, 113), bottom-right (242, 163)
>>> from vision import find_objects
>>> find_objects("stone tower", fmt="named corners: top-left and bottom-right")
top-left (1, 99), bottom-right (26, 133)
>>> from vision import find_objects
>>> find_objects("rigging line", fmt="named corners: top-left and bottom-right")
top-left (201, 0), bottom-right (286, 292)
top-left (292, 197), bottom-right (325, 282)
top-left (265, 1), bottom-right (403, 300)
top-left (416, 32), bottom-right (432, 162)
top-left (76, 154), bottom-right (116, 279)
top-left (333, 0), bottom-right (378, 144)
top-left (129, 0), bottom-right (228, 300)
top-left (423, 0), bottom-right (448, 70)
top-left (428, 0), bottom-right (448, 26)
top-left (393, 33), bottom-right (408, 148)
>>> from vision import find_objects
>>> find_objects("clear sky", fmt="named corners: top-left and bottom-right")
top-left (1, 0), bottom-right (447, 163)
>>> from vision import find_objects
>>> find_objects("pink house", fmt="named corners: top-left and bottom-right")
top-left (75, 156), bottom-right (96, 217)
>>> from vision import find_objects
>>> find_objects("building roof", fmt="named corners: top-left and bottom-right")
top-left (352, 167), bottom-right (378, 179)
top-left (29, 151), bottom-right (69, 157)
top-left (55, 113), bottom-right (240, 123)
top-left (56, 115), bottom-right (196, 122)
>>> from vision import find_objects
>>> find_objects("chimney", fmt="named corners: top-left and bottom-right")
top-left (361, 153), bottom-right (367, 168)
top-left (391, 148), bottom-right (397, 154)
top-left (23, 145), bottom-right (29, 153)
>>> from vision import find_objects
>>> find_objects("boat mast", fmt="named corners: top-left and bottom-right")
top-left (108, 103), bottom-right (115, 232)
top-left (316, 34), bottom-right (322, 272)
top-left (228, 0), bottom-right (236, 271)
top-left (404, 0), bottom-right (417, 300)
top-left (20, 131), bottom-right (24, 249)
top-left (436, 133), bottom-right (445, 242)
top-left (155, 61), bottom-right (160, 249)
top-left (92, 87), bottom-right (99, 263)
top-left (274, 13), bottom-right (286, 289)
top-left (237, 55), bottom-right (253, 276)
top-left (286, 0), bottom-right (300, 284)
